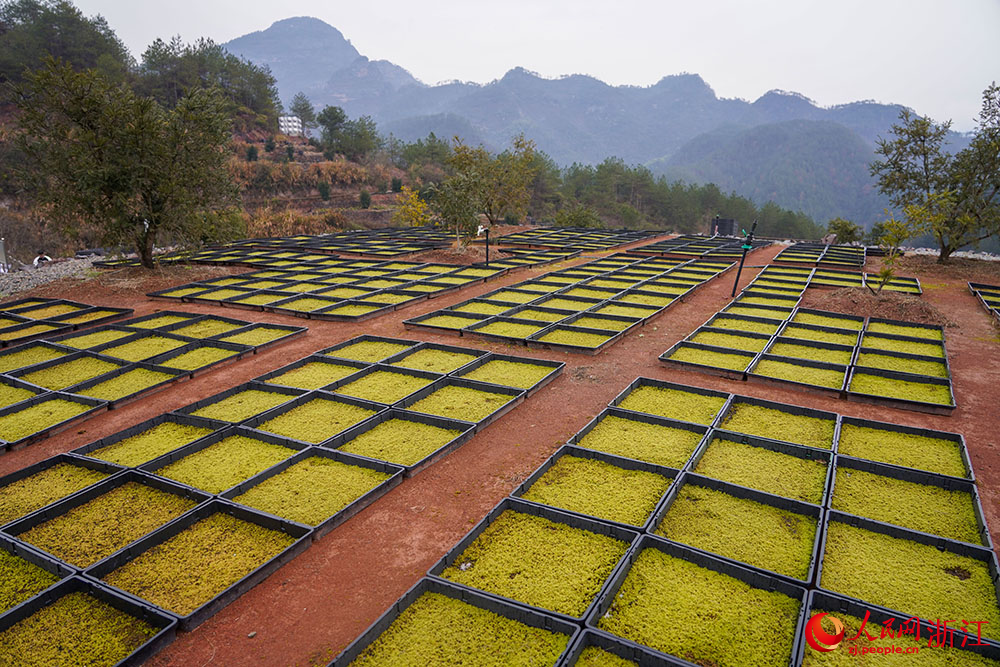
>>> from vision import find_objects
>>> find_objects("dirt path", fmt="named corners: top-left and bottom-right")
top-left (2, 242), bottom-right (998, 667)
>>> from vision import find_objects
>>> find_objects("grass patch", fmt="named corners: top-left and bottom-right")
top-left (461, 360), bottom-right (553, 389)
top-left (407, 386), bottom-right (513, 422)
top-left (522, 455), bottom-right (671, 526)
top-left (20, 356), bottom-right (120, 390)
top-left (475, 321), bottom-right (547, 338)
top-left (349, 591), bottom-right (569, 667)
top-left (264, 362), bottom-right (360, 390)
top-left (59, 329), bottom-right (133, 349)
top-left (256, 399), bottom-right (376, 444)
top-left (538, 329), bottom-right (612, 347)
top-left (617, 385), bottom-right (725, 424)
top-left (326, 340), bottom-right (412, 362)
top-left (837, 424), bottom-right (966, 478)
top-left (335, 370), bottom-right (435, 403)
top-left (339, 419), bottom-right (462, 466)
top-left (653, 484), bottom-right (817, 579)
top-left (441, 510), bottom-right (628, 617)
top-left (769, 342), bottom-right (853, 365)
top-left (161, 346), bottom-right (240, 371)
top-left (849, 372), bottom-right (952, 405)
top-left (832, 468), bottom-right (981, 544)
top-left (694, 436), bottom-right (827, 504)
top-left (190, 389), bottom-right (293, 422)
top-left (855, 352), bottom-right (948, 378)
top-left (719, 403), bottom-right (834, 449)
top-left (156, 435), bottom-right (296, 494)
top-left (88, 421), bottom-right (215, 467)
top-left (233, 456), bottom-right (391, 526)
top-left (597, 547), bottom-right (800, 666)
top-left (0, 383), bottom-right (35, 409)
top-left (390, 348), bottom-right (479, 374)
top-left (102, 512), bottom-right (295, 616)
top-left (754, 359), bottom-right (846, 389)
top-left (20, 482), bottom-right (197, 568)
top-left (576, 416), bottom-right (701, 468)
top-left (99, 336), bottom-right (187, 362)
top-left (0, 548), bottom-right (60, 613)
top-left (414, 314), bottom-right (479, 329)
top-left (866, 322), bottom-right (942, 340)
top-left (781, 324), bottom-right (857, 346)
top-left (0, 398), bottom-right (92, 443)
top-left (860, 335), bottom-right (945, 358)
top-left (0, 345), bottom-right (69, 373)
top-left (0, 591), bottom-right (157, 666)
top-left (821, 522), bottom-right (1000, 640)
top-left (666, 346), bottom-right (752, 370)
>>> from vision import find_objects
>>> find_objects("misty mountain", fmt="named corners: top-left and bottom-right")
top-left (223, 17), bottom-right (969, 225)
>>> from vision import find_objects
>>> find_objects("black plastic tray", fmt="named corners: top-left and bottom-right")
top-left (381, 341), bottom-right (490, 376)
top-left (865, 317), bottom-right (945, 342)
top-left (328, 577), bottom-right (580, 667)
top-left (265, 293), bottom-right (344, 319)
top-left (242, 390), bottom-right (386, 446)
top-left (463, 315), bottom-right (552, 345)
top-left (0, 454), bottom-right (125, 527)
top-left (451, 352), bottom-right (565, 397)
top-left (116, 311), bottom-right (202, 330)
top-left (0, 531), bottom-right (75, 605)
top-left (526, 323), bottom-right (621, 355)
top-left (71, 412), bottom-right (228, 467)
top-left (317, 334), bottom-right (420, 363)
top-left (747, 353), bottom-right (848, 397)
top-left (765, 336), bottom-right (858, 367)
top-left (145, 339), bottom-right (253, 377)
top-left (44, 306), bottom-right (134, 331)
top-left (0, 576), bottom-right (177, 666)
top-left (0, 374), bottom-right (48, 409)
top-left (715, 394), bottom-right (839, 452)
top-left (777, 320), bottom-right (862, 347)
top-left (212, 322), bottom-right (307, 351)
top-left (0, 319), bottom-right (73, 347)
top-left (852, 345), bottom-right (951, 380)
top-left (394, 377), bottom-right (525, 433)
top-left (568, 407), bottom-right (711, 470)
top-left (721, 301), bottom-right (793, 322)
top-left (311, 299), bottom-right (394, 322)
top-left (7, 348), bottom-right (129, 390)
top-left (835, 415), bottom-right (972, 481)
top-left (64, 362), bottom-right (187, 409)
top-left (157, 313), bottom-right (251, 338)
top-left (427, 497), bottom-right (640, 622)
top-left (608, 377), bottom-right (732, 427)
top-left (0, 392), bottom-right (108, 451)
top-left (733, 290), bottom-right (802, 309)
top-left (559, 629), bottom-right (681, 667)
top-left (845, 366), bottom-right (955, 415)
top-left (84, 499), bottom-right (312, 630)
top-left (88, 330), bottom-right (194, 364)
top-left (324, 363), bottom-right (442, 405)
top-left (253, 355), bottom-right (370, 390)
top-left (857, 330), bottom-right (946, 358)
top-left (172, 381), bottom-right (306, 423)
top-left (402, 309), bottom-right (488, 336)
top-left (660, 340), bottom-right (757, 380)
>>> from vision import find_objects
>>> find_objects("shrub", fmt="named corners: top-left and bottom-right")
top-left (360, 189), bottom-right (372, 209)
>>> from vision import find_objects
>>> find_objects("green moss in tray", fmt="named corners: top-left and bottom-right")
top-left (856, 351), bottom-right (947, 377)
top-left (20, 482), bottom-right (197, 568)
top-left (725, 305), bottom-right (790, 320)
top-left (522, 455), bottom-right (670, 526)
top-left (324, 303), bottom-right (380, 316)
top-left (592, 304), bottom-right (652, 319)
top-left (391, 348), bottom-right (478, 374)
top-left (192, 288), bottom-right (246, 301)
top-left (416, 314), bottom-right (479, 329)
top-left (100, 335), bottom-right (187, 362)
top-left (866, 321), bottom-right (942, 341)
top-left (837, 423), bottom-right (965, 478)
top-left (597, 547), bottom-right (800, 667)
top-left (577, 416), bottom-right (701, 468)
top-left (0, 549), bottom-right (59, 613)
top-left (754, 359), bottom-right (845, 389)
top-left (435, 276), bottom-right (476, 285)
top-left (274, 296), bottom-right (336, 312)
top-left (340, 419), bottom-right (461, 466)
top-left (737, 296), bottom-right (794, 307)
top-left (60, 329), bottom-right (133, 350)
top-left (441, 510), bottom-right (628, 617)
top-left (257, 399), bottom-right (376, 444)
top-left (128, 314), bottom-right (192, 329)
top-left (102, 512), bottom-right (295, 616)
top-left (860, 334), bottom-right (944, 358)
top-left (720, 403), bottom-right (833, 449)
top-left (654, 484), bottom-right (817, 579)
top-left (803, 610), bottom-right (999, 666)
top-left (769, 342), bottom-right (853, 365)
top-left (364, 292), bottom-right (412, 305)
top-left (563, 288), bottom-right (611, 299)
top-left (821, 521), bottom-right (1000, 641)
top-left (217, 326), bottom-right (289, 346)
top-left (0, 398), bottom-right (91, 443)
top-left (161, 346), bottom-right (238, 371)
top-left (232, 292), bottom-right (288, 306)
top-left (336, 370), bottom-right (435, 403)
top-left (407, 283), bottom-right (446, 293)
top-left (617, 385), bottom-right (725, 424)
top-left (0, 590), bottom-right (157, 666)
top-left (832, 468), bottom-right (981, 544)
top-left (475, 321), bottom-right (546, 338)
top-left (0, 323), bottom-right (59, 341)
top-left (540, 298), bottom-right (592, 311)
top-left (0, 383), bottom-right (35, 408)
top-left (233, 455), bottom-right (390, 525)
top-left (266, 362), bottom-right (360, 390)
top-left (21, 357), bottom-right (121, 390)
top-left (694, 436), bottom-right (827, 504)
top-left (575, 646), bottom-right (636, 667)
top-left (539, 329), bottom-right (611, 347)
top-left (0, 463), bottom-right (110, 525)
top-left (158, 286), bottom-right (207, 298)
top-left (618, 293), bottom-right (673, 307)
top-left (490, 291), bottom-right (539, 304)
top-left (239, 279), bottom-right (286, 289)
top-left (349, 591), bottom-right (569, 667)
top-left (453, 301), bottom-right (510, 315)
top-left (689, 330), bottom-right (767, 352)
top-left (16, 303), bottom-right (84, 319)
top-left (89, 421), bottom-right (214, 466)
top-left (572, 316), bottom-right (634, 332)
top-left (709, 316), bottom-right (779, 335)
top-left (0, 345), bottom-right (68, 373)
top-left (408, 385), bottom-right (513, 422)
top-left (77, 367), bottom-right (175, 401)
top-left (849, 372), bottom-right (951, 404)
top-left (782, 323), bottom-right (857, 346)
top-left (327, 340), bottom-right (412, 362)
top-left (667, 346), bottom-right (753, 371)
top-left (157, 434), bottom-right (296, 493)
top-left (190, 389), bottom-right (293, 422)
top-left (510, 308), bottom-right (567, 322)
top-left (460, 360), bottom-right (551, 389)
top-left (58, 309), bottom-right (119, 325)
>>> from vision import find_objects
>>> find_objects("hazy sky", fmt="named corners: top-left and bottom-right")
top-left (74, 0), bottom-right (999, 131)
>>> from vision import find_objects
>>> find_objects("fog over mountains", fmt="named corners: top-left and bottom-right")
top-left (224, 16), bottom-right (970, 226)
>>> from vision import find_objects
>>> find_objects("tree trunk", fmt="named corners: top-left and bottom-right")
top-left (138, 229), bottom-right (155, 269)
top-left (937, 245), bottom-right (954, 264)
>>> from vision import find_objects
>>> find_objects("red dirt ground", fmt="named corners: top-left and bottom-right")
top-left (2, 241), bottom-right (999, 667)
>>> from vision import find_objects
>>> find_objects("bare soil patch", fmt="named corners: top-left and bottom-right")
top-left (801, 288), bottom-right (956, 328)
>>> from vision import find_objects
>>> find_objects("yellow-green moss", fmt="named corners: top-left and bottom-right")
top-left (690, 330), bottom-right (768, 352)
top-left (0, 323), bottom-right (61, 341)
top-left (217, 326), bottom-right (293, 346)
top-left (20, 482), bottom-right (197, 568)
top-left (234, 456), bottom-right (390, 525)
top-left (738, 296), bottom-right (795, 306)
top-left (709, 316), bottom-right (780, 335)
top-left (327, 340), bottom-right (412, 362)
top-left (475, 321), bottom-right (546, 338)
top-left (453, 301), bottom-right (511, 315)
top-left (58, 309), bottom-right (121, 325)
top-left (0, 345), bottom-right (69, 373)
top-left (190, 389), bottom-right (293, 422)
top-left (88, 421), bottom-right (215, 467)
top-left (0, 383), bottom-right (35, 409)
top-left (415, 314), bottom-right (478, 329)
top-left (325, 303), bottom-right (380, 316)
top-left (172, 319), bottom-right (245, 338)
top-left (339, 419), bottom-right (461, 466)
top-left (849, 372), bottom-right (952, 404)
top-left (597, 547), bottom-right (800, 666)
top-left (538, 329), bottom-right (611, 347)
top-left (157, 286), bottom-right (206, 298)
top-left (837, 424), bottom-right (966, 478)
top-left (231, 292), bottom-right (289, 306)
top-left (102, 512), bottom-right (295, 616)
top-left (161, 346), bottom-right (240, 371)
top-left (855, 352), bottom-right (947, 378)
top-left (15, 303), bottom-right (84, 319)
top-left (617, 293), bottom-right (673, 307)
top-left (562, 288), bottom-right (611, 299)
top-left (257, 399), bottom-right (376, 444)
top-left (19, 356), bottom-right (119, 390)
top-left (390, 348), bottom-right (478, 374)
top-left (821, 522), bottom-right (1000, 640)
top-left (407, 283), bottom-right (447, 293)
top-left (349, 591), bottom-right (569, 667)
top-left (127, 314), bottom-right (193, 329)
top-left (156, 434), bottom-right (296, 494)
top-left (654, 484), bottom-right (817, 579)
top-left (575, 646), bottom-right (636, 667)
top-left (461, 360), bottom-right (553, 389)
top-left (617, 385), bottom-right (725, 424)
top-left (592, 304), bottom-right (652, 319)
top-left (0, 590), bottom-right (157, 666)
top-left (489, 291), bottom-right (538, 304)
top-left (866, 322), bottom-right (943, 340)
top-left (0, 549), bottom-right (59, 613)
top-left (694, 436), bottom-right (827, 504)
top-left (576, 416), bottom-right (701, 468)
top-left (720, 403), bottom-right (835, 449)
top-left (407, 385), bottom-right (514, 421)
top-left (523, 455), bottom-right (670, 526)
top-left (832, 468), bottom-right (981, 544)
top-left (782, 324), bottom-right (857, 346)
top-left (667, 346), bottom-right (753, 370)
top-left (540, 298), bottom-right (594, 311)
top-left (754, 359), bottom-right (845, 389)
top-left (274, 296), bottom-right (338, 312)
top-left (860, 335), bottom-right (945, 358)
top-left (0, 398), bottom-right (92, 443)
top-left (441, 510), bottom-right (628, 617)
top-left (265, 362), bottom-right (360, 390)
top-left (99, 336), bottom-right (187, 362)
top-left (190, 288), bottom-right (246, 301)
top-left (335, 370), bottom-right (435, 403)
top-left (770, 342), bottom-right (853, 365)
top-left (572, 316), bottom-right (634, 332)
top-left (76, 367), bottom-right (175, 401)
top-left (0, 464), bottom-right (110, 525)
top-left (59, 329), bottom-right (133, 350)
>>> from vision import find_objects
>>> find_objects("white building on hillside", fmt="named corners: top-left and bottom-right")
top-left (278, 115), bottom-right (304, 137)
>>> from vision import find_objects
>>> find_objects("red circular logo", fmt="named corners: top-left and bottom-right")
top-left (806, 613), bottom-right (845, 652)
